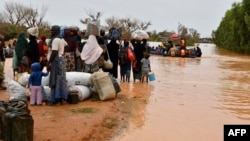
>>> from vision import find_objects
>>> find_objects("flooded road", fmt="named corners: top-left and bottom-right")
top-left (116, 43), bottom-right (250, 141)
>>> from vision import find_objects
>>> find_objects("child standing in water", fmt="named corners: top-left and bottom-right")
top-left (28, 62), bottom-right (49, 105)
top-left (140, 53), bottom-right (151, 83)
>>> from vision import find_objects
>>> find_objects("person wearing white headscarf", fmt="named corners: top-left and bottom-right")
top-left (27, 27), bottom-right (39, 65)
top-left (80, 35), bottom-right (103, 73)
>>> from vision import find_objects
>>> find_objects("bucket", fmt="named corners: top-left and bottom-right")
top-left (148, 72), bottom-right (156, 81)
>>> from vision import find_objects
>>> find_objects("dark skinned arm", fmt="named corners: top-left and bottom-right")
top-left (47, 50), bottom-right (58, 72)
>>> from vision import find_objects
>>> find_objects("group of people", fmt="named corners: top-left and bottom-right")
top-left (0, 25), bottom-right (152, 106)
top-left (0, 35), bottom-right (6, 90)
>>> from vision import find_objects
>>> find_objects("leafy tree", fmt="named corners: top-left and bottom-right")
top-left (177, 23), bottom-right (188, 38)
top-left (0, 1), bottom-right (50, 39)
top-left (104, 16), bottom-right (122, 29)
top-left (214, 1), bottom-right (250, 54)
top-left (189, 28), bottom-right (200, 43)
top-left (147, 30), bottom-right (161, 41)
top-left (243, 0), bottom-right (250, 31)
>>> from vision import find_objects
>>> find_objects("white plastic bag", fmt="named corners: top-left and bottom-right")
top-left (8, 80), bottom-right (27, 101)
top-left (17, 72), bottom-right (30, 87)
top-left (42, 74), bottom-right (50, 86)
top-left (132, 30), bottom-right (149, 40)
top-left (104, 49), bottom-right (113, 69)
top-left (68, 85), bottom-right (92, 101)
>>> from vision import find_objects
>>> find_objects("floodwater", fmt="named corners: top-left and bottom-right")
top-left (115, 43), bottom-right (250, 141)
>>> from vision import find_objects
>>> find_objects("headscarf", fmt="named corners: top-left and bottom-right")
top-left (31, 62), bottom-right (41, 72)
top-left (38, 35), bottom-right (47, 56)
top-left (41, 35), bottom-right (46, 42)
top-left (80, 35), bottom-right (103, 64)
top-left (64, 27), bottom-right (77, 52)
top-left (15, 32), bottom-right (28, 61)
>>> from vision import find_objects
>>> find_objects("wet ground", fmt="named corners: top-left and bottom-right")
top-left (0, 43), bottom-right (249, 141)
top-left (115, 43), bottom-right (250, 141)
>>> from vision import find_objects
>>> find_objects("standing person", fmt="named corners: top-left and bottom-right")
top-left (12, 39), bottom-right (16, 48)
top-left (97, 36), bottom-right (107, 69)
top-left (72, 27), bottom-right (83, 72)
top-left (140, 53), bottom-right (151, 83)
top-left (180, 37), bottom-right (186, 57)
top-left (195, 43), bottom-right (202, 57)
top-left (27, 27), bottom-right (40, 66)
top-left (80, 35), bottom-right (103, 74)
top-left (119, 40), bottom-right (131, 82)
top-left (63, 27), bottom-right (78, 71)
top-left (0, 34), bottom-right (6, 90)
top-left (28, 62), bottom-right (49, 105)
top-left (47, 25), bottom-right (68, 105)
top-left (5, 44), bottom-right (10, 55)
top-left (14, 32), bottom-right (28, 72)
top-left (38, 35), bottom-right (48, 71)
top-left (180, 37), bottom-right (186, 49)
top-left (0, 61), bottom-right (6, 90)
top-left (100, 29), bottom-right (108, 46)
top-left (0, 35), bottom-right (5, 73)
top-left (131, 39), bottom-right (146, 81)
top-left (104, 39), bottom-right (120, 78)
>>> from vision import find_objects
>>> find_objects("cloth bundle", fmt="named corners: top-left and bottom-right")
top-left (86, 20), bottom-right (100, 36)
top-left (132, 30), bottom-right (149, 40)
top-left (108, 27), bottom-right (122, 40)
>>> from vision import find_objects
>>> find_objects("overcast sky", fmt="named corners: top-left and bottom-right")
top-left (0, 0), bottom-right (242, 37)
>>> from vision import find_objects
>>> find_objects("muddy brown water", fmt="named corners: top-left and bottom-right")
top-left (115, 43), bottom-right (250, 141)
top-left (1, 43), bottom-right (249, 141)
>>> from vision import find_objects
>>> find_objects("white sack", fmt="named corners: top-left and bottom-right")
top-left (42, 86), bottom-right (52, 101)
top-left (132, 30), bottom-right (149, 40)
top-left (68, 85), bottom-right (92, 101)
top-left (66, 72), bottom-right (92, 86)
top-left (17, 72), bottom-right (30, 87)
top-left (42, 73), bottom-right (50, 86)
top-left (7, 80), bottom-right (27, 101)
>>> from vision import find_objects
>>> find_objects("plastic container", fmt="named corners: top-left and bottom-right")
top-left (67, 91), bottom-right (79, 104)
top-left (148, 72), bottom-right (156, 81)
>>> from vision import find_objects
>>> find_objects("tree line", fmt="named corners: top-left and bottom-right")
top-left (213, 0), bottom-right (250, 55)
top-left (0, 1), bottom-right (200, 46)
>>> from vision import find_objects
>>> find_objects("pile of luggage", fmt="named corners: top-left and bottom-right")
top-left (167, 46), bottom-right (202, 58)
top-left (9, 71), bottom-right (121, 105)
top-left (0, 99), bottom-right (33, 141)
